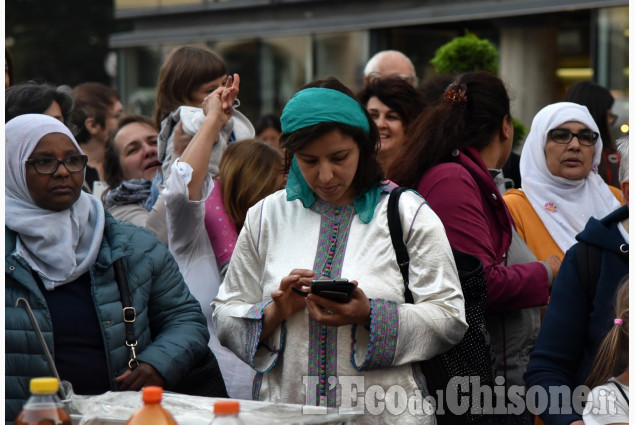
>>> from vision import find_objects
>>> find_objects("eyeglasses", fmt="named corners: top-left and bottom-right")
top-left (25, 155), bottom-right (88, 175)
top-left (548, 128), bottom-right (599, 146)
top-left (608, 112), bottom-right (618, 126)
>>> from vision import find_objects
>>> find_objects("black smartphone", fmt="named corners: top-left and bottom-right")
top-left (311, 279), bottom-right (355, 303)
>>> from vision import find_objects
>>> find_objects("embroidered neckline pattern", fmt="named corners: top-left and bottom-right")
top-left (308, 200), bottom-right (354, 407)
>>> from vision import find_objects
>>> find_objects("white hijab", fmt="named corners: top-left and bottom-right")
top-left (5, 114), bottom-right (106, 290)
top-left (520, 102), bottom-right (621, 253)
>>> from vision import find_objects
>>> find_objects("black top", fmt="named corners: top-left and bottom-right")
top-left (37, 272), bottom-right (111, 395)
top-left (502, 151), bottom-right (521, 190)
top-left (84, 165), bottom-right (100, 193)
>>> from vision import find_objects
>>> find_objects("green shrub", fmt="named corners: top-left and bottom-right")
top-left (431, 32), bottom-right (528, 150)
top-left (431, 32), bottom-right (499, 75)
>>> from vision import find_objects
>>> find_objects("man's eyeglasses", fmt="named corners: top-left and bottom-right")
top-left (26, 155), bottom-right (88, 175)
top-left (548, 129), bottom-right (599, 146)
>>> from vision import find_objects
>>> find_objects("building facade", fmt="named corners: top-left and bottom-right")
top-left (110, 0), bottom-right (629, 137)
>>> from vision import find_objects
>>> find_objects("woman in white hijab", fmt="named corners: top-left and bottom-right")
top-left (504, 102), bottom-right (622, 261)
top-left (5, 114), bottom-right (213, 422)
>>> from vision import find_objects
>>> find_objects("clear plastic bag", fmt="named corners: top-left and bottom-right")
top-left (69, 391), bottom-right (360, 425)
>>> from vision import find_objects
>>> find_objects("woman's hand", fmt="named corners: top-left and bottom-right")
top-left (545, 255), bottom-right (561, 281)
top-left (306, 280), bottom-right (371, 328)
top-left (201, 73), bottom-right (240, 127)
top-left (260, 269), bottom-right (314, 341)
top-left (115, 362), bottom-right (166, 391)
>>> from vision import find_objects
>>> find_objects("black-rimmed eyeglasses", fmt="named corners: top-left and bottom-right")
top-left (25, 155), bottom-right (88, 175)
top-left (548, 129), bottom-right (599, 146)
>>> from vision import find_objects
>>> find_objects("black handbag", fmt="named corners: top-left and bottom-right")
top-left (387, 187), bottom-right (495, 424)
top-left (113, 258), bottom-right (228, 398)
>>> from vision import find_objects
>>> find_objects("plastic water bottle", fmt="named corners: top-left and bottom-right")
top-left (210, 400), bottom-right (244, 424)
top-left (125, 386), bottom-right (178, 425)
top-left (14, 377), bottom-right (72, 425)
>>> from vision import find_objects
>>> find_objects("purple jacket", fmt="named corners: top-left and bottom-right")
top-left (416, 147), bottom-right (549, 312)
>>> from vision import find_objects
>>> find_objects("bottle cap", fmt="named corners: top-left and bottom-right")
top-left (30, 377), bottom-right (59, 395)
top-left (142, 386), bottom-right (163, 404)
top-left (214, 400), bottom-right (240, 415)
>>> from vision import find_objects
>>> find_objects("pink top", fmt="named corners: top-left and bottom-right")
top-left (205, 180), bottom-right (238, 270)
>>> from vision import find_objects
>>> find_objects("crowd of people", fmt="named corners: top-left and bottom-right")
top-left (5, 45), bottom-right (629, 425)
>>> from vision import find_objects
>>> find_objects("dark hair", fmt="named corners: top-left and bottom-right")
top-left (417, 74), bottom-right (456, 109)
top-left (103, 114), bottom-right (157, 192)
top-left (391, 71), bottom-right (511, 188)
top-left (69, 82), bottom-right (120, 144)
top-left (153, 45), bottom-right (226, 128)
top-left (280, 77), bottom-right (384, 196)
top-left (5, 81), bottom-right (73, 124)
top-left (564, 82), bottom-right (616, 183)
top-left (256, 114), bottom-right (282, 135)
top-left (5, 48), bottom-right (14, 87)
top-left (565, 82), bottom-right (614, 147)
top-left (358, 78), bottom-right (425, 129)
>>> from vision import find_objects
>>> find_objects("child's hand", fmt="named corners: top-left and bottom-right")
top-left (221, 73), bottom-right (240, 115)
top-left (201, 73), bottom-right (240, 127)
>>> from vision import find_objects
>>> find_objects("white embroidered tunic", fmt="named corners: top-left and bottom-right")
top-left (213, 187), bottom-right (467, 424)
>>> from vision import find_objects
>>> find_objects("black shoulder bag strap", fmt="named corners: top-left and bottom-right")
top-left (612, 380), bottom-right (629, 405)
top-left (388, 187), bottom-right (413, 303)
top-left (113, 258), bottom-right (140, 370)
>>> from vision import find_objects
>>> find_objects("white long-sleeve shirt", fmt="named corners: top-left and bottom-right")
top-left (163, 160), bottom-right (255, 399)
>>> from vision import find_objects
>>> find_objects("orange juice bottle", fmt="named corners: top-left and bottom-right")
top-left (14, 377), bottom-right (71, 425)
top-left (125, 386), bottom-right (178, 425)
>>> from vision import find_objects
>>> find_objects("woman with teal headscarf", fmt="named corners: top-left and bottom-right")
top-left (213, 78), bottom-right (466, 424)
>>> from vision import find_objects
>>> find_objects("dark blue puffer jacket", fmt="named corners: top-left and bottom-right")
top-left (524, 205), bottom-right (629, 425)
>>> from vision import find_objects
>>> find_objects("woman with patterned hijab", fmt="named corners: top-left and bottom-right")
top-left (213, 78), bottom-right (466, 424)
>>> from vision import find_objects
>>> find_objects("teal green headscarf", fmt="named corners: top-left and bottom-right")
top-left (280, 87), bottom-right (370, 135)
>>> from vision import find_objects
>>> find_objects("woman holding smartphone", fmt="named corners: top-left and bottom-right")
top-left (212, 78), bottom-right (467, 424)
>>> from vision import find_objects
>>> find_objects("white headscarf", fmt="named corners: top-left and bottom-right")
top-left (520, 102), bottom-right (621, 253)
top-left (5, 114), bottom-right (106, 290)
